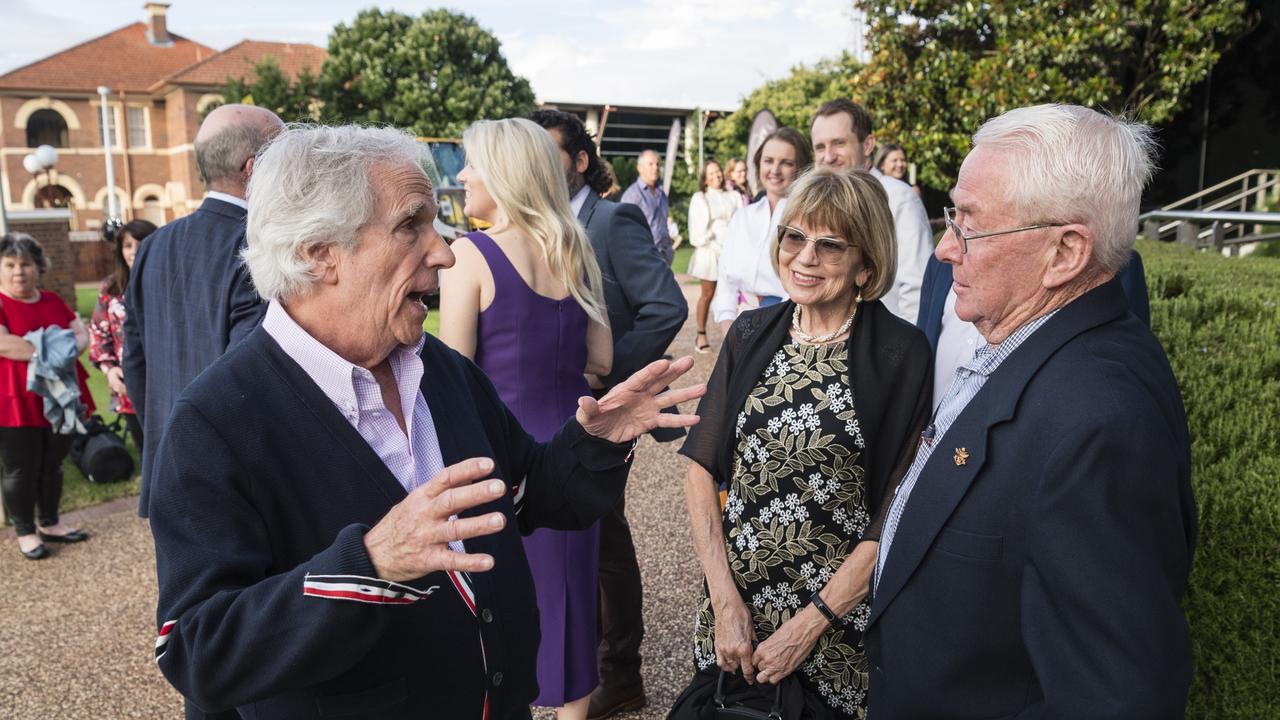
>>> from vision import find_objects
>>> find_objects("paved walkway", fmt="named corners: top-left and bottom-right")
top-left (1, 281), bottom-right (714, 719)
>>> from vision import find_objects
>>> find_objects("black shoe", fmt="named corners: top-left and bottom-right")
top-left (38, 529), bottom-right (89, 543)
top-left (21, 543), bottom-right (50, 560)
top-left (586, 683), bottom-right (646, 720)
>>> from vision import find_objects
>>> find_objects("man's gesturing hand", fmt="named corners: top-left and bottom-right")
top-left (576, 356), bottom-right (705, 443)
top-left (363, 458), bottom-right (508, 582)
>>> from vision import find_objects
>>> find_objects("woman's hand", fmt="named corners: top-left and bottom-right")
top-left (752, 606), bottom-right (826, 685)
top-left (576, 357), bottom-right (704, 443)
top-left (106, 366), bottom-right (128, 397)
top-left (713, 593), bottom-right (758, 682)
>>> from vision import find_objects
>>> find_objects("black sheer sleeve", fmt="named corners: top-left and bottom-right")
top-left (861, 330), bottom-right (933, 541)
top-left (677, 319), bottom-right (741, 485)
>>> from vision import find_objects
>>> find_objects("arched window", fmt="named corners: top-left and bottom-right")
top-left (36, 185), bottom-right (74, 209)
top-left (142, 195), bottom-right (165, 225)
top-left (26, 109), bottom-right (69, 148)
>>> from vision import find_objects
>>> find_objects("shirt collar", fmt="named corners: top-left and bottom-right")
top-left (966, 310), bottom-right (1058, 377)
top-left (570, 184), bottom-right (590, 217)
top-left (262, 301), bottom-right (427, 421)
top-left (205, 191), bottom-right (248, 209)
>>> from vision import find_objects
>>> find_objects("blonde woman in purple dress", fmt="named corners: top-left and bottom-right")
top-left (439, 117), bottom-right (612, 720)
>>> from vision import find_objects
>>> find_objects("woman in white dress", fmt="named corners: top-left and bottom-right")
top-left (687, 160), bottom-right (742, 352)
top-left (711, 127), bottom-right (812, 334)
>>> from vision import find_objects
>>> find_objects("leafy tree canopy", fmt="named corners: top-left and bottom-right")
top-left (855, 0), bottom-right (1254, 189)
top-left (319, 8), bottom-right (536, 137)
top-left (219, 57), bottom-right (321, 123)
top-left (708, 54), bottom-right (862, 162)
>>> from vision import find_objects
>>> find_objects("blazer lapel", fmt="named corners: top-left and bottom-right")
top-left (868, 279), bottom-right (1130, 625)
top-left (577, 191), bottom-right (600, 227)
top-left (250, 327), bottom-right (408, 505)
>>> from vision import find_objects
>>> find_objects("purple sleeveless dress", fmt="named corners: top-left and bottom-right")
top-left (468, 231), bottom-right (600, 706)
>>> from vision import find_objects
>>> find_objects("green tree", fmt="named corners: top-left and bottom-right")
top-left (219, 57), bottom-right (322, 123)
top-left (856, 0), bottom-right (1254, 190)
top-left (319, 8), bottom-right (536, 137)
top-left (707, 54), bottom-right (861, 162)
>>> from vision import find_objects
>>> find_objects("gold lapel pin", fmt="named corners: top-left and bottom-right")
top-left (954, 448), bottom-right (969, 466)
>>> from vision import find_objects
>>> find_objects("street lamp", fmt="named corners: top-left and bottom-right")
top-left (98, 85), bottom-right (120, 222)
top-left (23, 144), bottom-right (59, 208)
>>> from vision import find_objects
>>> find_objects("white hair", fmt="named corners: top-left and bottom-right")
top-left (972, 104), bottom-right (1158, 274)
top-left (243, 124), bottom-right (431, 302)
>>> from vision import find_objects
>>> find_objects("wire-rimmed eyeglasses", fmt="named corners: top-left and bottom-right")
top-left (942, 206), bottom-right (1064, 254)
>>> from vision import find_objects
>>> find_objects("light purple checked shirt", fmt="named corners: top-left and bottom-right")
top-left (262, 302), bottom-right (462, 551)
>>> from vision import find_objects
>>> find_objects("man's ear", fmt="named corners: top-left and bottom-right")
top-left (1043, 224), bottom-right (1094, 289)
top-left (574, 150), bottom-right (590, 176)
top-left (862, 134), bottom-right (878, 166)
top-left (243, 155), bottom-right (256, 183)
top-left (300, 242), bottom-right (340, 286)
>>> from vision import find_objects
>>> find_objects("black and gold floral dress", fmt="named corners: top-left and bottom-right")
top-left (692, 339), bottom-right (871, 718)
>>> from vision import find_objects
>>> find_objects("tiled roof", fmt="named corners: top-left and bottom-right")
top-left (0, 23), bottom-right (215, 94)
top-left (163, 41), bottom-right (328, 89)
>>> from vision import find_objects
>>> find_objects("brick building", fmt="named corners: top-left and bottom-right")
top-left (0, 2), bottom-right (325, 240)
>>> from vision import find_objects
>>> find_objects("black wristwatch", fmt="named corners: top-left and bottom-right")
top-left (810, 590), bottom-right (839, 625)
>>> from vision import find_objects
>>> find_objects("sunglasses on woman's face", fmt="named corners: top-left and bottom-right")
top-left (777, 225), bottom-right (851, 264)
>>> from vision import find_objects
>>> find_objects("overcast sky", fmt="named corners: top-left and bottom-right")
top-left (0, 0), bottom-right (864, 110)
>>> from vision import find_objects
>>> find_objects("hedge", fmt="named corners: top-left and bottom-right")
top-left (1139, 239), bottom-right (1280, 718)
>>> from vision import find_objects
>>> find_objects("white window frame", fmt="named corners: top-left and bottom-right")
top-left (125, 104), bottom-right (152, 150)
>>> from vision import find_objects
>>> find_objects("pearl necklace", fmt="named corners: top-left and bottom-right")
top-left (791, 301), bottom-right (858, 344)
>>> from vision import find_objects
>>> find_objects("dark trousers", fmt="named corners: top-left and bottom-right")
top-left (596, 495), bottom-right (645, 689)
top-left (122, 412), bottom-right (144, 451)
top-left (0, 426), bottom-right (73, 536)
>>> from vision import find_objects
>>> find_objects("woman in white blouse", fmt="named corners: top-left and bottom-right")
top-left (711, 127), bottom-right (812, 334)
top-left (687, 160), bottom-right (743, 352)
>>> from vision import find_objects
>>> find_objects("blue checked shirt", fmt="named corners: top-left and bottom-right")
top-left (874, 311), bottom-right (1058, 589)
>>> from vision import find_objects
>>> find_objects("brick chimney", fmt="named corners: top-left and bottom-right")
top-left (145, 2), bottom-right (173, 46)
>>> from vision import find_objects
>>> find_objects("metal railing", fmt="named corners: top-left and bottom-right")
top-left (1141, 169), bottom-right (1280, 254)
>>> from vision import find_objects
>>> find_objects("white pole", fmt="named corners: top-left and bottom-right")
top-left (98, 85), bottom-right (119, 218)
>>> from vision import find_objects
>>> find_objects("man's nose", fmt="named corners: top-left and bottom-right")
top-left (936, 225), bottom-right (962, 264)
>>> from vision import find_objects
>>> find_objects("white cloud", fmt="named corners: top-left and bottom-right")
top-left (0, 0), bottom-right (858, 111)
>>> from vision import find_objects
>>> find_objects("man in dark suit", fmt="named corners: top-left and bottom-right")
top-left (149, 124), bottom-right (703, 719)
top-left (123, 104), bottom-right (282, 518)
top-left (864, 105), bottom-right (1195, 717)
top-left (530, 110), bottom-right (688, 719)
top-left (917, 250), bottom-right (1151, 409)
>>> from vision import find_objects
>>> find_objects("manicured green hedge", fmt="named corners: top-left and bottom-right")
top-left (1139, 239), bottom-right (1280, 718)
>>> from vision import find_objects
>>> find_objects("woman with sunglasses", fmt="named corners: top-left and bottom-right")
top-left (676, 167), bottom-right (931, 717)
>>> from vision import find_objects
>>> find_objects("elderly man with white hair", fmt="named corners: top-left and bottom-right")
top-left (148, 124), bottom-right (704, 720)
top-left (865, 104), bottom-right (1195, 718)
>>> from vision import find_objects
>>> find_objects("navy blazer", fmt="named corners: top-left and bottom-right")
top-left (122, 197), bottom-right (265, 516)
top-left (868, 279), bottom-right (1195, 717)
top-left (150, 326), bottom-right (633, 719)
top-left (916, 251), bottom-right (1151, 349)
top-left (577, 191), bottom-right (687, 388)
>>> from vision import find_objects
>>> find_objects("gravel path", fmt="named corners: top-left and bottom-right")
top-left (1, 280), bottom-right (713, 719)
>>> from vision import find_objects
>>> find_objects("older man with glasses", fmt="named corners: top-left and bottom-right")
top-left (148, 124), bottom-right (704, 720)
top-left (866, 104), bottom-right (1195, 718)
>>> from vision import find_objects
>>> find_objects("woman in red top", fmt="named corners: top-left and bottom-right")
top-left (0, 233), bottom-right (94, 560)
top-left (89, 219), bottom-right (155, 450)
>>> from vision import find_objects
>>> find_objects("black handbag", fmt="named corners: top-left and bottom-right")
top-left (712, 670), bottom-right (783, 719)
top-left (70, 414), bottom-right (134, 484)
top-left (668, 666), bottom-right (835, 720)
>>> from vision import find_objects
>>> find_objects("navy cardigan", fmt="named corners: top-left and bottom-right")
top-left (150, 325), bottom-right (633, 719)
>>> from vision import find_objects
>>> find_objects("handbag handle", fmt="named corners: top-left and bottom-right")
top-left (714, 669), bottom-right (784, 719)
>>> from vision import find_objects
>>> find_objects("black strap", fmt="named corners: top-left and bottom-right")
top-left (714, 669), bottom-right (783, 719)
top-left (810, 590), bottom-right (839, 625)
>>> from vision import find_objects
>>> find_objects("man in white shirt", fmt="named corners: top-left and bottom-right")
top-left (810, 99), bottom-right (934, 323)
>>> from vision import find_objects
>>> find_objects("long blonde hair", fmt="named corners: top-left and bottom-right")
top-left (462, 118), bottom-right (607, 325)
